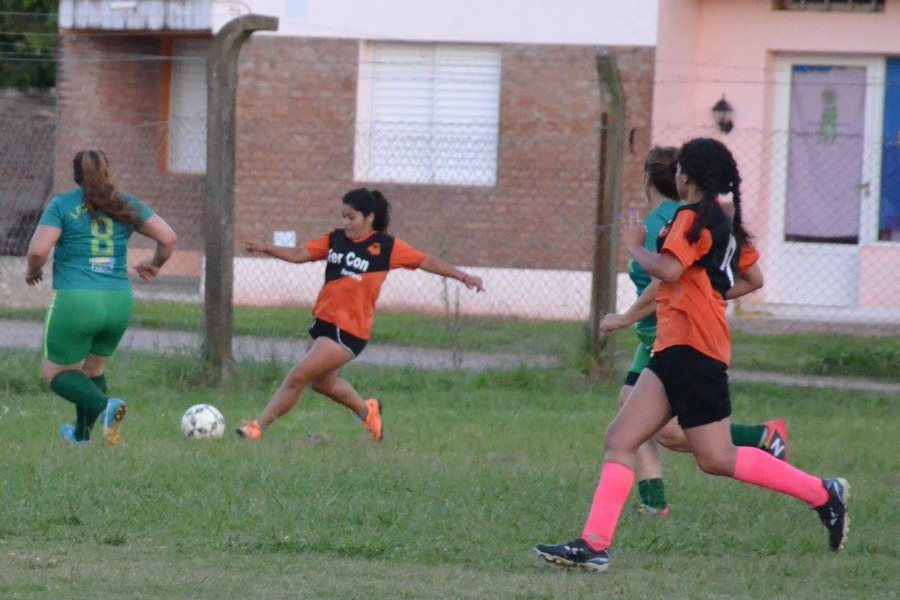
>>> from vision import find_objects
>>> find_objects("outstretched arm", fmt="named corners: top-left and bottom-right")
top-left (244, 241), bottom-right (311, 264)
top-left (420, 256), bottom-right (484, 292)
top-left (25, 225), bottom-right (61, 285)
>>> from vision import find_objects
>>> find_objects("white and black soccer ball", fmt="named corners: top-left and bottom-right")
top-left (180, 404), bottom-right (225, 439)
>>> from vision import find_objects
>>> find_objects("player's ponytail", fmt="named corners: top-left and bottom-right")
top-left (73, 150), bottom-right (139, 227)
top-left (342, 188), bottom-right (391, 232)
top-left (644, 146), bottom-right (679, 199)
top-left (677, 138), bottom-right (750, 246)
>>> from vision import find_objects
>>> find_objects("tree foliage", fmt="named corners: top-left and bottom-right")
top-left (0, 0), bottom-right (58, 89)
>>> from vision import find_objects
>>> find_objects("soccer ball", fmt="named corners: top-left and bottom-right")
top-left (180, 404), bottom-right (225, 439)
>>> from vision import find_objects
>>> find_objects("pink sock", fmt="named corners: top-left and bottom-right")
top-left (733, 447), bottom-right (828, 507)
top-left (580, 461), bottom-right (634, 551)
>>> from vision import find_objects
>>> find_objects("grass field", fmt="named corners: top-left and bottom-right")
top-left (0, 350), bottom-right (897, 599)
top-left (2, 300), bottom-right (899, 381)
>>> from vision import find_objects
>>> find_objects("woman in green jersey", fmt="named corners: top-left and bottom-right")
top-left (599, 146), bottom-right (787, 516)
top-left (26, 149), bottom-right (177, 445)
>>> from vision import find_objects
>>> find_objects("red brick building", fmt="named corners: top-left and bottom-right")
top-left (55, 0), bottom-right (658, 316)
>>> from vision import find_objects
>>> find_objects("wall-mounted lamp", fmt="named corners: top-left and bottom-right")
top-left (712, 95), bottom-right (734, 134)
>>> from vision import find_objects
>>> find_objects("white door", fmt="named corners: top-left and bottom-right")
top-left (768, 57), bottom-right (884, 306)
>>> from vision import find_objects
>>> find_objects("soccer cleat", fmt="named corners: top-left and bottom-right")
top-left (59, 423), bottom-right (87, 446)
top-left (761, 418), bottom-right (789, 462)
top-left (363, 398), bottom-right (383, 441)
top-left (637, 503), bottom-right (671, 518)
top-left (235, 419), bottom-right (263, 440)
top-left (100, 398), bottom-right (127, 446)
top-left (535, 539), bottom-right (611, 572)
top-left (816, 478), bottom-right (850, 552)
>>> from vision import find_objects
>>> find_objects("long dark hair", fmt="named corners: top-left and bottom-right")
top-left (676, 138), bottom-right (750, 247)
top-left (644, 145), bottom-right (679, 199)
top-left (342, 188), bottom-right (391, 232)
top-left (73, 150), bottom-right (139, 226)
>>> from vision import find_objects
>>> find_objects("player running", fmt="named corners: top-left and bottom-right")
top-left (236, 188), bottom-right (484, 442)
top-left (26, 149), bottom-right (177, 445)
top-left (601, 146), bottom-right (788, 516)
top-left (535, 138), bottom-right (848, 572)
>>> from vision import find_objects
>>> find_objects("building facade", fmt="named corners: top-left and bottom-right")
top-left (55, 0), bottom-right (658, 317)
top-left (654, 0), bottom-right (900, 317)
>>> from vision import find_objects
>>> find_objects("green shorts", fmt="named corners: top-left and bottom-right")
top-left (625, 325), bottom-right (657, 386)
top-left (43, 289), bottom-right (133, 365)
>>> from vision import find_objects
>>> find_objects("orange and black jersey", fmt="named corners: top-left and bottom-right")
top-left (305, 229), bottom-right (426, 340)
top-left (654, 203), bottom-right (760, 366)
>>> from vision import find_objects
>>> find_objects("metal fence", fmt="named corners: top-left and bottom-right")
top-left (2, 93), bottom-right (899, 374)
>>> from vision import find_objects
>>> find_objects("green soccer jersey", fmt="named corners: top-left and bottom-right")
top-left (38, 188), bottom-right (154, 290)
top-left (627, 199), bottom-right (681, 330)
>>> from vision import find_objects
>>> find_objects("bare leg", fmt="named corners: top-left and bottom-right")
top-left (682, 418), bottom-right (738, 477)
top-left (81, 354), bottom-right (107, 378)
top-left (41, 358), bottom-right (84, 386)
top-left (257, 337), bottom-right (354, 430)
top-left (604, 370), bottom-right (676, 466)
top-left (578, 370), bottom-right (675, 551)
top-left (618, 384), bottom-right (664, 481)
top-left (654, 417), bottom-right (692, 453)
top-left (311, 368), bottom-right (366, 415)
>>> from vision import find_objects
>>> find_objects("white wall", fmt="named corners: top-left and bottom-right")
top-left (231, 257), bottom-right (640, 320)
top-left (212, 0), bottom-right (657, 46)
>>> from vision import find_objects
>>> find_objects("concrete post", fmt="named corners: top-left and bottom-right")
top-left (204, 14), bottom-right (278, 372)
top-left (590, 51), bottom-right (626, 377)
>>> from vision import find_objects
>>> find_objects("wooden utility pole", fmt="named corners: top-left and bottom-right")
top-left (204, 14), bottom-right (279, 373)
top-left (590, 51), bottom-right (626, 377)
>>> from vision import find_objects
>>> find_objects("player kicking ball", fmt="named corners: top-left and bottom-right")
top-left (236, 188), bottom-right (483, 442)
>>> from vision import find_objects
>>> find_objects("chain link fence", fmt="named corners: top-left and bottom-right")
top-left (2, 76), bottom-right (899, 375)
top-left (647, 124), bottom-right (900, 338)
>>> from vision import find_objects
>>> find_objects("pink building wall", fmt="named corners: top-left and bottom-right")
top-left (653, 0), bottom-right (900, 309)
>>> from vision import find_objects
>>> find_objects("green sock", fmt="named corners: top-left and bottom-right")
top-left (730, 424), bottom-right (766, 447)
top-left (50, 371), bottom-right (108, 441)
top-left (90, 374), bottom-right (108, 394)
top-left (637, 478), bottom-right (667, 510)
top-left (74, 374), bottom-right (109, 440)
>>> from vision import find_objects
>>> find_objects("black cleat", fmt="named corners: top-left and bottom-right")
top-left (816, 478), bottom-right (850, 552)
top-left (534, 538), bottom-right (611, 572)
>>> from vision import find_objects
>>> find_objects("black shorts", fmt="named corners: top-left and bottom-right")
top-left (647, 345), bottom-right (731, 429)
top-left (308, 319), bottom-right (368, 357)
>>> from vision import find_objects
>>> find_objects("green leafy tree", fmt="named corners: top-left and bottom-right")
top-left (0, 0), bottom-right (58, 89)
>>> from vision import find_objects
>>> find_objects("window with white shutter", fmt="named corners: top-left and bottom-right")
top-left (167, 40), bottom-right (208, 173)
top-left (354, 42), bottom-right (501, 186)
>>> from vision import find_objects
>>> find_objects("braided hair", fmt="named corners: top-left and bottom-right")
top-left (676, 138), bottom-right (750, 248)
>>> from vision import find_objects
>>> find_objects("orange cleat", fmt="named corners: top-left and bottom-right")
top-left (363, 399), bottom-right (383, 441)
top-left (761, 418), bottom-right (789, 462)
top-left (236, 419), bottom-right (263, 441)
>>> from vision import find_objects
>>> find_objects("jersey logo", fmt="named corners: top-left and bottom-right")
top-left (367, 242), bottom-right (381, 256)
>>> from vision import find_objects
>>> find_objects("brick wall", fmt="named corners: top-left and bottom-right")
top-left (54, 34), bottom-right (206, 252)
top-left (234, 37), bottom-right (655, 271)
top-left (55, 35), bottom-right (655, 270)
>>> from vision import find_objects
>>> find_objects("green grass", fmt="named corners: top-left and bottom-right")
top-left (0, 350), bottom-right (897, 599)
top-left (4, 300), bottom-right (900, 381)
